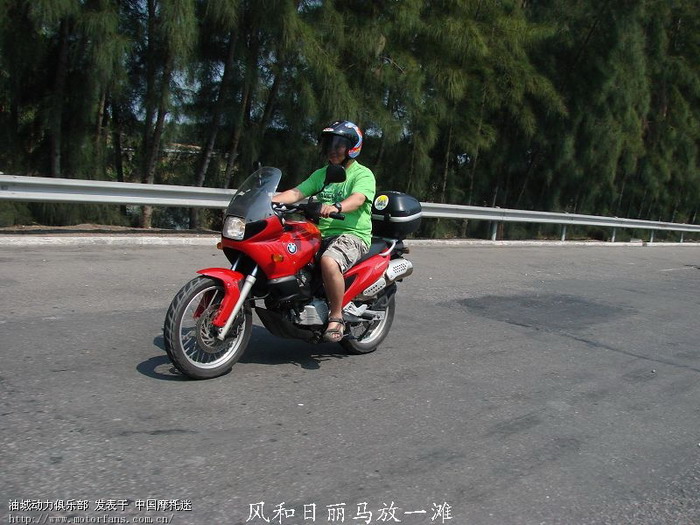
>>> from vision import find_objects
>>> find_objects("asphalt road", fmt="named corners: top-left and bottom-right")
top-left (1, 242), bottom-right (699, 525)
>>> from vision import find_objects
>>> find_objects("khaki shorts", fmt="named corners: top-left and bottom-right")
top-left (320, 234), bottom-right (369, 273)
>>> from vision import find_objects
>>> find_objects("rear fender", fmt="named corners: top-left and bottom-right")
top-left (343, 254), bottom-right (390, 306)
top-left (197, 268), bottom-right (245, 327)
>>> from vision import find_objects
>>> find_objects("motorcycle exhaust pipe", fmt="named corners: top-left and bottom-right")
top-left (359, 258), bottom-right (413, 299)
top-left (385, 258), bottom-right (413, 282)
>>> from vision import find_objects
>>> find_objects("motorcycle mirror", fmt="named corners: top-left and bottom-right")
top-left (325, 164), bottom-right (346, 184)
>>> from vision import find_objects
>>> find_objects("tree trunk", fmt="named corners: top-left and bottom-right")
top-left (190, 30), bottom-right (239, 229)
top-left (141, 55), bottom-right (174, 229)
top-left (110, 102), bottom-right (125, 183)
top-left (50, 19), bottom-right (71, 178)
top-left (141, 0), bottom-right (158, 180)
top-left (223, 25), bottom-right (261, 189)
top-left (146, 90), bottom-right (169, 183)
top-left (111, 100), bottom-right (127, 216)
top-left (223, 84), bottom-right (250, 190)
top-left (645, 198), bottom-right (657, 221)
top-left (94, 89), bottom-right (107, 179)
top-left (139, 0), bottom-right (158, 227)
top-left (374, 89), bottom-right (393, 168)
top-left (569, 0), bottom-right (611, 72)
top-left (260, 70), bottom-right (281, 131)
top-left (637, 189), bottom-right (647, 219)
top-left (239, 22), bottom-right (264, 175)
top-left (406, 140), bottom-right (417, 195)
top-left (670, 198), bottom-right (679, 223)
top-left (469, 86), bottom-right (488, 205)
top-left (433, 125), bottom-right (453, 238)
top-left (439, 125), bottom-right (453, 204)
top-left (195, 31), bottom-right (238, 187)
top-left (374, 134), bottom-right (386, 168)
top-left (615, 174), bottom-right (627, 216)
top-left (515, 145), bottom-right (542, 209)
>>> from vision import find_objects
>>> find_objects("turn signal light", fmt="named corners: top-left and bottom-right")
top-left (272, 254), bottom-right (285, 262)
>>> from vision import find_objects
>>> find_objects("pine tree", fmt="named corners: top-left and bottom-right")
top-left (186, 0), bottom-right (240, 228)
top-left (1, 0), bottom-right (698, 232)
top-left (523, 1), bottom-right (651, 217)
top-left (132, 0), bottom-right (197, 228)
top-left (634, 0), bottom-right (700, 223)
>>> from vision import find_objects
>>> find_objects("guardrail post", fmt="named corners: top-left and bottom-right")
top-left (649, 230), bottom-right (655, 243)
top-left (560, 225), bottom-right (567, 241)
top-left (680, 233), bottom-right (684, 243)
top-left (611, 228), bottom-right (617, 243)
top-left (490, 222), bottom-right (498, 241)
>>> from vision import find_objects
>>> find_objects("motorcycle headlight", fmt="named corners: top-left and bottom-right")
top-left (222, 216), bottom-right (246, 240)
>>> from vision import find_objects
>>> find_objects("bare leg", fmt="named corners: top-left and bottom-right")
top-left (321, 255), bottom-right (345, 339)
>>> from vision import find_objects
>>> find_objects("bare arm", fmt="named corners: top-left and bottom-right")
top-left (274, 187), bottom-right (306, 204)
top-left (319, 192), bottom-right (367, 218)
top-left (339, 192), bottom-right (367, 213)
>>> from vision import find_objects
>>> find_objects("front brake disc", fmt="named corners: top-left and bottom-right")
top-left (196, 307), bottom-right (243, 354)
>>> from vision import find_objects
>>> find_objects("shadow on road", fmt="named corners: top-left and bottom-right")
top-left (141, 326), bottom-right (348, 380)
top-left (241, 326), bottom-right (348, 369)
top-left (136, 354), bottom-right (189, 381)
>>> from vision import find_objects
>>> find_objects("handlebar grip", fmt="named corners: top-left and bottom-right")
top-left (329, 212), bottom-right (345, 220)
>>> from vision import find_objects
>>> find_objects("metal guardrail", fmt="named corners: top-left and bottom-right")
top-left (0, 174), bottom-right (235, 208)
top-left (1, 174), bottom-right (699, 242)
top-left (421, 202), bottom-right (700, 242)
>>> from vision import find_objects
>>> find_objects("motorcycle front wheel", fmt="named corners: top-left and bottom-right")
top-left (163, 276), bottom-right (252, 379)
top-left (341, 295), bottom-right (395, 355)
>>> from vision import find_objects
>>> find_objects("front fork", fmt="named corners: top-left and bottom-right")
top-left (216, 266), bottom-right (258, 340)
top-left (196, 263), bottom-right (259, 341)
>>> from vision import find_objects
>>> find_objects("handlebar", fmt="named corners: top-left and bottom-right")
top-left (272, 201), bottom-right (345, 221)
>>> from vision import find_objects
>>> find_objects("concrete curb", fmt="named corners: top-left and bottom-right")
top-left (0, 234), bottom-right (698, 248)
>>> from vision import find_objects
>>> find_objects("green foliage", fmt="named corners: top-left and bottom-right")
top-left (0, 0), bottom-right (698, 235)
top-left (0, 202), bottom-right (34, 227)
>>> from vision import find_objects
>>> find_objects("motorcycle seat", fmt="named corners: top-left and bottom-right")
top-left (354, 237), bottom-right (390, 265)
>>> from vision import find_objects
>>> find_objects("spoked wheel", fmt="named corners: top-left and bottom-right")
top-left (341, 294), bottom-right (395, 355)
top-left (163, 276), bottom-right (252, 379)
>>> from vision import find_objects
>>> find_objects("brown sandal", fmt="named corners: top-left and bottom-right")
top-left (323, 317), bottom-right (345, 342)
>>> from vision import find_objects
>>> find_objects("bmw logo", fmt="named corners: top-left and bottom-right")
top-left (287, 243), bottom-right (298, 254)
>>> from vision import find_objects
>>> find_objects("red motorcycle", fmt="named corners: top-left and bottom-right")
top-left (163, 166), bottom-right (421, 379)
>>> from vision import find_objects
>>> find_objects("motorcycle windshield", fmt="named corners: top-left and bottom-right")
top-left (225, 167), bottom-right (282, 222)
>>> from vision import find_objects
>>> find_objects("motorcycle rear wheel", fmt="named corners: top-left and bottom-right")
top-left (164, 276), bottom-right (252, 379)
top-left (341, 295), bottom-right (395, 355)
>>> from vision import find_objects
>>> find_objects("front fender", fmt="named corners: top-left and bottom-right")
top-left (197, 268), bottom-right (245, 327)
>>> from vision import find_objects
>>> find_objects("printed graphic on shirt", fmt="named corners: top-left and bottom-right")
top-left (319, 187), bottom-right (345, 203)
top-left (295, 162), bottom-right (376, 247)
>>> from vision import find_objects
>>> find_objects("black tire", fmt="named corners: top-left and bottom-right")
top-left (163, 276), bottom-right (252, 379)
top-left (341, 295), bottom-right (395, 355)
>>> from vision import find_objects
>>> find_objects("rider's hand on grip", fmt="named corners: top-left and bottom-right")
top-left (305, 201), bottom-right (322, 215)
top-left (318, 203), bottom-right (347, 220)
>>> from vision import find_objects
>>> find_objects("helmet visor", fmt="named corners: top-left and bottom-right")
top-left (320, 134), bottom-right (352, 158)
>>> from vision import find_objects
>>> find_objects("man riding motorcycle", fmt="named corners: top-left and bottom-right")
top-left (163, 121), bottom-right (421, 380)
top-left (274, 121), bottom-right (375, 342)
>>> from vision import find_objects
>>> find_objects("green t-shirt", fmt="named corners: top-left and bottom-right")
top-left (296, 161), bottom-right (376, 247)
